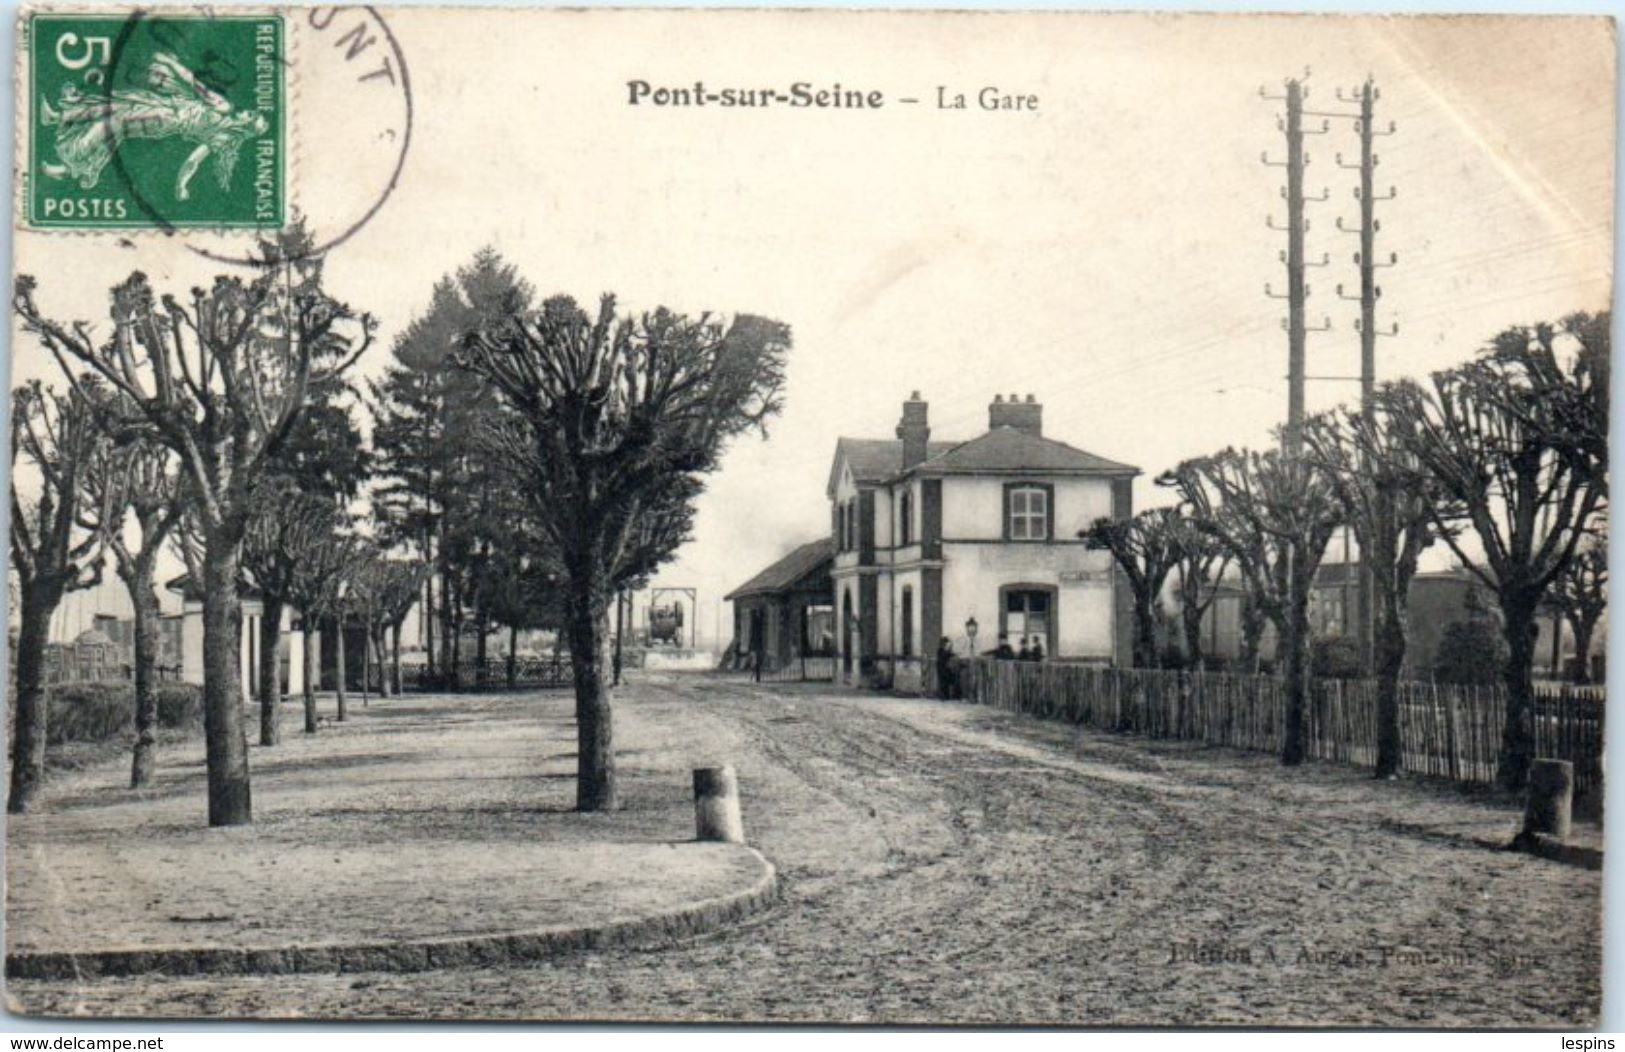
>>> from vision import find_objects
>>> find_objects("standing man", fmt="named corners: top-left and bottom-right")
top-left (935, 636), bottom-right (956, 700)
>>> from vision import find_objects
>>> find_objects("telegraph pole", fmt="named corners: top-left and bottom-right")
top-left (1263, 72), bottom-right (1331, 456)
top-left (1333, 78), bottom-right (1398, 672)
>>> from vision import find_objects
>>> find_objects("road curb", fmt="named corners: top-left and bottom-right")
top-left (7, 848), bottom-right (777, 980)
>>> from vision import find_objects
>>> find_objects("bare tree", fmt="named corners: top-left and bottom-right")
top-left (76, 404), bottom-right (185, 787)
top-left (460, 295), bottom-right (790, 810)
top-left (348, 552), bottom-right (428, 698)
top-left (1163, 447), bottom-right (1342, 765)
top-left (282, 523), bottom-right (361, 734)
top-left (13, 234), bottom-right (375, 826)
top-left (1167, 512), bottom-right (1230, 671)
top-left (1081, 508), bottom-right (1183, 668)
top-left (1302, 405), bottom-right (1444, 777)
top-left (8, 382), bottom-right (104, 812)
top-left (1377, 314), bottom-right (1607, 789)
top-left (1550, 530), bottom-right (1606, 686)
top-left (242, 482), bottom-right (340, 745)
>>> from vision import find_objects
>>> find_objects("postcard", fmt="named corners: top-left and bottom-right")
top-left (4, 5), bottom-right (1611, 1026)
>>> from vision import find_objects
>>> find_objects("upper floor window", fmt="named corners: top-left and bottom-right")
top-left (899, 491), bottom-right (913, 546)
top-left (1005, 483), bottom-right (1051, 541)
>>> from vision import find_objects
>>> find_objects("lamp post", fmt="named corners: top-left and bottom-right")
top-left (963, 616), bottom-right (980, 701)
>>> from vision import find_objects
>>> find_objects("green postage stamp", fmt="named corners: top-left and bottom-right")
top-left (23, 11), bottom-right (284, 229)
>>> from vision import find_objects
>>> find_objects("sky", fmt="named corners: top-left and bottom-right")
top-left (10, 9), bottom-right (1614, 647)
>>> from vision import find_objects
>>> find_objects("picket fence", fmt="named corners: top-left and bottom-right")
top-left (949, 659), bottom-right (1604, 802)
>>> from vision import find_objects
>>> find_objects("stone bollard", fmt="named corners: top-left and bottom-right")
top-left (1523, 758), bottom-right (1574, 840)
top-left (693, 765), bottom-right (745, 844)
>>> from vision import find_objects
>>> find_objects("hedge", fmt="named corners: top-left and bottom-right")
top-left (45, 682), bottom-right (205, 746)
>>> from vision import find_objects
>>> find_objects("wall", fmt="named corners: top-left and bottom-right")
top-left (940, 543), bottom-right (1115, 659)
top-left (831, 461), bottom-right (860, 572)
top-left (887, 567), bottom-right (924, 659)
top-left (940, 476), bottom-right (1113, 540)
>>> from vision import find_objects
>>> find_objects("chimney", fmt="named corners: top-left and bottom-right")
top-left (989, 392), bottom-right (1042, 437)
top-left (896, 391), bottom-right (930, 469)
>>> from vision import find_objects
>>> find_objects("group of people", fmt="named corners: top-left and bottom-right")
top-left (933, 631), bottom-right (1047, 699)
top-left (989, 634), bottom-right (1045, 662)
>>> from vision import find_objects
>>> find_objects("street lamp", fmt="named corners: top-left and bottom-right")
top-left (965, 616), bottom-right (978, 652)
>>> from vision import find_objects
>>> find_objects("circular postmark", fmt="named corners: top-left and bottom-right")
top-left (86, 5), bottom-right (412, 265)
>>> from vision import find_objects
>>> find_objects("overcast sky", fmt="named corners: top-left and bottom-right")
top-left (13, 10), bottom-right (1613, 646)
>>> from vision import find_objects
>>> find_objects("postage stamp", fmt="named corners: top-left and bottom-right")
top-left (23, 11), bottom-right (284, 229)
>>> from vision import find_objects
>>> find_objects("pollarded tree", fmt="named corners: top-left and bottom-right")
top-left (1550, 532), bottom-right (1606, 686)
top-left (282, 519), bottom-right (362, 734)
top-left (1167, 511), bottom-right (1230, 671)
top-left (242, 481), bottom-right (343, 745)
top-left (8, 382), bottom-right (105, 812)
top-left (13, 230), bottom-right (375, 826)
top-left (1163, 447), bottom-right (1342, 766)
top-left (1081, 508), bottom-right (1183, 669)
top-left (76, 403), bottom-right (186, 788)
top-left (377, 561), bottom-right (430, 696)
top-left (1302, 404), bottom-right (1445, 777)
top-left (1378, 314), bottom-right (1608, 789)
top-left (347, 552), bottom-right (428, 697)
top-left (460, 294), bottom-right (790, 811)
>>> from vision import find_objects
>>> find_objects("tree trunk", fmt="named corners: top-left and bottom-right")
top-left (1282, 563), bottom-right (1313, 767)
top-left (566, 586), bottom-right (618, 812)
top-left (1239, 597), bottom-right (1265, 674)
top-left (371, 629), bottom-right (387, 697)
top-left (1569, 615), bottom-right (1596, 686)
top-left (1498, 594), bottom-right (1540, 792)
top-left (8, 587), bottom-right (57, 814)
top-left (361, 624), bottom-right (371, 707)
top-left (506, 623), bottom-right (518, 688)
top-left (1181, 603), bottom-right (1204, 672)
top-left (257, 596), bottom-right (284, 747)
top-left (1132, 597), bottom-right (1159, 670)
top-left (392, 622), bottom-right (404, 696)
top-left (476, 613), bottom-right (489, 687)
top-left (450, 607), bottom-right (464, 688)
top-left (127, 561), bottom-right (162, 788)
top-left (1372, 585), bottom-right (1407, 778)
top-left (423, 569), bottom-right (437, 679)
top-left (302, 612), bottom-right (318, 734)
top-left (334, 614), bottom-right (348, 722)
top-left (201, 540), bottom-right (252, 826)
top-left (442, 574), bottom-right (460, 686)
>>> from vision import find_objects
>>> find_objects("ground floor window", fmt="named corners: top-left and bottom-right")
top-left (1001, 586), bottom-right (1056, 655)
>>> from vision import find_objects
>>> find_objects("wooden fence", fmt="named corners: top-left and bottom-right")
top-left (951, 659), bottom-right (1604, 802)
top-left (401, 656), bottom-right (572, 692)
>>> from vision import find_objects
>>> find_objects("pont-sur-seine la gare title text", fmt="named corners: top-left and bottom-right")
top-left (626, 80), bottom-right (1039, 112)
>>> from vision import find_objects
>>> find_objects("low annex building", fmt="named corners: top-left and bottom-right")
top-left (827, 392), bottom-right (1139, 689)
top-left (724, 539), bottom-right (835, 671)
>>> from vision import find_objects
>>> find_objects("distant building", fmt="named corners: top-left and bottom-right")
top-left (724, 539), bottom-right (834, 671)
top-left (826, 392), bottom-right (1139, 689)
top-left (1198, 564), bottom-right (1506, 677)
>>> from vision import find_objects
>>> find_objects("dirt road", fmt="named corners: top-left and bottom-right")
top-left (7, 674), bottom-right (1600, 1025)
